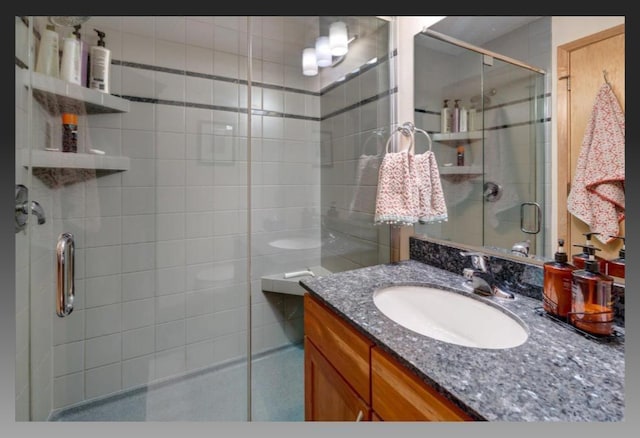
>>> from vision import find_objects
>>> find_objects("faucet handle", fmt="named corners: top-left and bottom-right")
top-left (460, 251), bottom-right (488, 271)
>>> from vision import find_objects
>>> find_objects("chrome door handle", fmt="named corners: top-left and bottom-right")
top-left (520, 202), bottom-right (542, 234)
top-left (56, 233), bottom-right (75, 317)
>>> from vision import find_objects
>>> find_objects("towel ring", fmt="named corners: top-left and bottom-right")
top-left (385, 126), bottom-right (414, 154)
top-left (414, 127), bottom-right (433, 152)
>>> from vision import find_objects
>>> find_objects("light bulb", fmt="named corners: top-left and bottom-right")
top-left (329, 21), bottom-right (348, 56)
top-left (302, 48), bottom-right (318, 76)
top-left (315, 36), bottom-right (332, 68)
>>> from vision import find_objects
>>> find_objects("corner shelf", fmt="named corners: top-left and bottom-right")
top-left (439, 165), bottom-right (483, 176)
top-left (26, 71), bottom-right (130, 115)
top-left (22, 150), bottom-right (130, 188)
top-left (432, 131), bottom-right (484, 144)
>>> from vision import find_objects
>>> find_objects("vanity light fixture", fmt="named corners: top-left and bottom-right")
top-left (302, 47), bottom-right (318, 76)
top-left (329, 21), bottom-right (349, 56)
top-left (302, 21), bottom-right (357, 76)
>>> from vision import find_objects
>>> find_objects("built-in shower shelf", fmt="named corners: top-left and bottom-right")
top-left (22, 150), bottom-right (130, 188)
top-left (27, 71), bottom-right (130, 115)
top-left (439, 165), bottom-right (483, 176)
top-left (432, 131), bottom-right (484, 144)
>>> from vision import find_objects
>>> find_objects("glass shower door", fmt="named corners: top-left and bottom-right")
top-left (481, 57), bottom-right (545, 255)
top-left (16, 15), bottom-right (251, 421)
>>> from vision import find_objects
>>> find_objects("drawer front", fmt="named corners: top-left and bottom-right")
top-left (371, 347), bottom-right (473, 421)
top-left (304, 294), bottom-right (373, 403)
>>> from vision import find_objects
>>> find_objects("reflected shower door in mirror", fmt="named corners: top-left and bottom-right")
top-left (413, 28), bottom-right (547, 259)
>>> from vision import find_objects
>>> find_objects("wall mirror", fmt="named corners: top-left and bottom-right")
top-left (412, 16), bottom-right (550, 261)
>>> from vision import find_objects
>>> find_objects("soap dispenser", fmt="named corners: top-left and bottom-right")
top-left (572, 232), bottom-right (606, 272)
top-left (570, 249), bottom-right (614, 336)
top-left (606, 235), bottom-right (625, 279)
top-left (543, 239), bottom-right (575, 319)
top-left (89, 29), bottom-right (111, 93)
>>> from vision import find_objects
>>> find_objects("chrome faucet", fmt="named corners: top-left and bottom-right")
top-left (511, 240), bottom-right (530, 257)
top-left (460, 252), bottom-right (514, 299)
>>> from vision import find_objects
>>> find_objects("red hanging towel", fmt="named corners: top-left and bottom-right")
top-left (567, 82), bottom-right (625, 244)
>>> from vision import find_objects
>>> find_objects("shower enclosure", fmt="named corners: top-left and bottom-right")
top-left (413, 28), bottom-right (547, 257)
top-left (14, 16), bottom-right (392, 421)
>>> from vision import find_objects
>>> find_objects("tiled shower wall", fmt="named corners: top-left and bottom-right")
top-left (16, 15), bottom-right (391, 420)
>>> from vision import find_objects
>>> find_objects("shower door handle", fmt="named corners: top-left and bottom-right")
top-left (56, 232), bottom-right (75, 317)
top-left (520, 202), bottom-right (542, 234)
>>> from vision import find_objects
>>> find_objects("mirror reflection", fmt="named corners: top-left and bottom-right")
top-left (412, 17), bottom-right (550, 259)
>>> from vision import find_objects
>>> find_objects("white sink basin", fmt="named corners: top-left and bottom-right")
top-left (373, 285), bottom-right (528, 349)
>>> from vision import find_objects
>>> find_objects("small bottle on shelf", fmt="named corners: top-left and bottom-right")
top-left (61, 113), bottom-right (78, 153)
top-left (606, 235), bottom-right (625, 279)
top-left (456, 145), bottom-right (465, 166)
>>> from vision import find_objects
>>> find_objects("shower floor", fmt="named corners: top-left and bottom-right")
top-left (50, 343), bottom-right (304, 422)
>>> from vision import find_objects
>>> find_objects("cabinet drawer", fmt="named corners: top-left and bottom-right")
top-left (304, 293), bottom-right (373, 403)
top-left (371, 347), bottom-right (473, 421)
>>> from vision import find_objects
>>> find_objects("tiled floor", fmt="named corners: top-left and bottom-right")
top-left (51, 343), bottom-right (304, 421)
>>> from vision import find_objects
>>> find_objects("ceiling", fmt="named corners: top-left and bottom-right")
top-left (427, 16), bottom-right (542, 46)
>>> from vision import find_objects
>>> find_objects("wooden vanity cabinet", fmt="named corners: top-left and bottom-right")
top-left (304, 293), bottom-right (474, 422)
top-left (371, 347), bottom-right (473, 421)
top-left (304, 293), bottom-right (373, 421)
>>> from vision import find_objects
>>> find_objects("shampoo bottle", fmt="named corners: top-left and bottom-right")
top-left (459, 102), bottom-right (468, 132)
top-left (606, 236), bottom-right (625, 279)
top-left (543, 239), bottom-right (575, 319)
top-left (452, 99), bottom-right (461, 133)
top-left (74, 25), bottom-right (90, 87)
top-left (60, 28), bottom-right (82, 85)
top-left (89, 29), bottom-right (111, 93)
top-left (35, 24), bottom-right (60, 78)
top-left (440, 100), bottom-right (451, 133)
top-left (570, 250), bottom-right (614, 336)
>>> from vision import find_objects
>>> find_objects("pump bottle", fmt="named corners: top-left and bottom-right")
top-left (570, 249), bottom-right (614, 336)
top-left (606, 236), bottom-right (625, 279)
top-left (571, 232), bottom-right (606, 272)
top-left (543, 239), bottom-right (575, 319)
top-left (89, 29), bottom-right (111, 93)
top-left (60, 27), bottom-right (82, 85)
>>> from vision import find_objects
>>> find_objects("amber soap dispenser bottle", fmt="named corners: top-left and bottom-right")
top-left (543, 239), bottom-right (575, 319)
top-left (570, 249), bottom-right (614, 336)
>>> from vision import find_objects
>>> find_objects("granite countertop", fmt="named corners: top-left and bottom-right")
top-left (299, 259), bottom-right (625, 421)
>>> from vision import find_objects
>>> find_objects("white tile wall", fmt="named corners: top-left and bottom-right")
top-left (19, 16), bottom-right (391, 417)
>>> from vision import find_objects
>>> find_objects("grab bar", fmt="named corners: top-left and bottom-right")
top-left (56, 232), bottom-right (75, 317)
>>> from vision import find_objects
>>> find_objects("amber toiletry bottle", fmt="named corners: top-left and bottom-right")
top-left (570, 249), bottom-right (614, 336)
top-left (543, 239), bottom-right (575, 319)
top-left (606, 236), bottom-right (625, 279)
top-left (572, 232), bottom-right (606, 272)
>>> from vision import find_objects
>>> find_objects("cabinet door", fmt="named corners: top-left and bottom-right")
top-left (303, 294), bottom-right (372, 403)
top-left (371, 347), bottom-right (473, 421)
top-left (304, 338), bottom-right (371, 421)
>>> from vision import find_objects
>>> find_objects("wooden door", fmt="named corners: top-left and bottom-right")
top-left (557, 24), bottom-right (625, 274)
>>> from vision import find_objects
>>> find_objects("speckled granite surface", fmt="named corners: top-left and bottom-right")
top-left (299, 259), bottom-right (625, 421)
